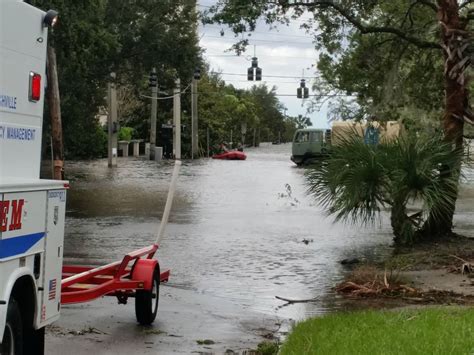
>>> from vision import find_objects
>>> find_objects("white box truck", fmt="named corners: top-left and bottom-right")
top-left (0, 1), bottom-right (64, 354)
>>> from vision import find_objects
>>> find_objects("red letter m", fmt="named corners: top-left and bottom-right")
top-left (9, 199), bottom-right (24, 231)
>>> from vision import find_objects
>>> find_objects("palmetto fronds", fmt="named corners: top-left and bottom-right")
top-left (306, 133), bottom-right (463, 244)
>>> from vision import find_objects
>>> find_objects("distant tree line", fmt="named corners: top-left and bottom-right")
top-left (30, 0), bottom-right (300, 159)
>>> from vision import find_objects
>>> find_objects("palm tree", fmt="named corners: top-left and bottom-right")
top-left (293, 115), bottom-right (313, 129)
top-left (306, 133), bottom-right (462, 245)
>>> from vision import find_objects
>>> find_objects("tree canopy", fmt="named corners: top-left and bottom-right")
top-left (206, 0), bottom-right (473, 132)
top-left (206, 0), bottom-right (473, 235)
top-left (30, 0), bottom-right (296, 158)
top-left (31, 0), bottom-right (201, 158)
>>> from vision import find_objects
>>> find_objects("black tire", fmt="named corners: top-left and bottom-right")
top-left (24, 327), bottom-right (44, 355)
top-left (1, 299), bottom-right (23, 355)
top-left (135, 267), bottom-right (160, 325)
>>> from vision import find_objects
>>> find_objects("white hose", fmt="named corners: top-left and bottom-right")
top-left (155, 160), bottom-right (181, 245)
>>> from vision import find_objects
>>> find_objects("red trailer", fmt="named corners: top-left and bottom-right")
top-left (61, 244), bottom-right (169, 325)
top-left (60, 161), bottom-right (181, 325)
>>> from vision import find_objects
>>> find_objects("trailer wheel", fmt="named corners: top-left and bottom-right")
top-left (1, 299), bottom-right (23, 355)
top-left (135, 267), bottom-right (160, 325)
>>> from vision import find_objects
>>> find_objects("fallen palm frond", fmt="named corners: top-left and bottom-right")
top-left (336, 265), bottom-right (474, 305)
top-left (336, 280), bottom-right (417, 297)
top-left (336, 265), bottom-right (415, 297)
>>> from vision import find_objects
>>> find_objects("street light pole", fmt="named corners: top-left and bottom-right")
top-left (173, 78), bottom-right (181, 160)
top-left (150, 68), bottom-right (158, 160)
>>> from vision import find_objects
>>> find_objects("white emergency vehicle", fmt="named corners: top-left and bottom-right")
top-left (0, 1), bottom-right (64, 354)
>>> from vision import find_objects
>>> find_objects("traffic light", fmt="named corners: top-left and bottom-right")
top-left (149, 71), bottom-right (157, 88)
top-left (193, 68), bottom-right (201, 80)
top-left (248, 57), bottom-right (263, 81)
top-left (247, 67), bottom-right (254, 81)
top-left (297, 79), bottom-right (309, 99)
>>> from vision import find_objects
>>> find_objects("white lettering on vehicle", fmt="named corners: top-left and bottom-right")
top-left (0, 125), bottom-right (36, 141)
top-left (0, 94), bottom-right (17, 110)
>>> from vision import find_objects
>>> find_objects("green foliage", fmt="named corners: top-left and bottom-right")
top-left (31, 0), bottom-right (201, 159)
top-left (30, 0), bottom-right (292, 159)
top-left (281, 307), bottom-right (474, 355)
top-left (205, 0), bottom-right (473, 124)
top-left (290, 115), bottom-right (313, 129)
top-left (118, 127), bottom-right (134, 142)
top-left (196, 72), bottom-right (296, 154)
top-left (31, 0), bottom-right (118, 159)
top-left (306, 133), bottom-right (462, 244)
top-left (64, 119), bottom-right (107, 159)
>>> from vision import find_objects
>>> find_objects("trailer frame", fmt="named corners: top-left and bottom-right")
top-left (61, 244), bottom-right (169, 323)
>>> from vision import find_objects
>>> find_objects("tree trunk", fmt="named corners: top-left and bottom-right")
top-left (390, 196), bottom-right (415, 245)
top-left (431, 0), bottom-right (469, 234)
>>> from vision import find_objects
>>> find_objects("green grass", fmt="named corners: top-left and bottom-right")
top-left (281, 307), bottom-right (474, 355)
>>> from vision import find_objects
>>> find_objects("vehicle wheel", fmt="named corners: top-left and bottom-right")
top-left (1, 299), bottom-right (23, 355)
top-left (135, 267), bottom-right (160, 325)
top-left (24, 327), bottom-right (44, 355)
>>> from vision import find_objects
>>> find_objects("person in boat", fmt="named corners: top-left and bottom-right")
top-left (218, 142), bottom-right (229, 154)
top-left (237, 142), bottom-right (243, 152)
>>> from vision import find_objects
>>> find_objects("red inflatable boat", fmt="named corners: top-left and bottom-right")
top-left (212, 151), bottom-right (247, 160)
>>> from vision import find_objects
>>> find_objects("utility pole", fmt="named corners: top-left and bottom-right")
top-left (46, 45), bottom-right (64, 180)
top-left (207, 127), bottom-right (210, 158)
top-left (107, 72), bottom-right (118, 167)
top-left (191, 76), bottom-right (199, 159)
top-left (150, 68), bottom-right (158, 160)
top-left (173, 78), bottom-right (181, 160)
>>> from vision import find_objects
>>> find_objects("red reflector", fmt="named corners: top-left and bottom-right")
top-left (63, 183), bottom-right (70, 189)
top-left (29, 72), bottom-right (41, 102)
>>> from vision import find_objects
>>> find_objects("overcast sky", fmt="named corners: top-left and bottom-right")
top-left (197, 1), bottom-right (330, 128)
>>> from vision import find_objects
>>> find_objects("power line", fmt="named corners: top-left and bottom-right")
top-left (202, 34), bottom-right (314, 46)
top-left (200, 24), bottom-right (313, 39)
top-left (222, 79), bottom-right (302, 84)
top-left (204, 53), bottom-right (316, 60)
top-left (140, 83), bottom-right (192, 100)
top-left (213, 72), bottom-right (321, 79)
top-left (195, 90), bottom-right (355, 98)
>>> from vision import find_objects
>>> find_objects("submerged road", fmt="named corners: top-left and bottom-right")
top-left (46, 143), bottom-right (474, 353)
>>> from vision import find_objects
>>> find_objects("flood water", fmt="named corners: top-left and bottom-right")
top-left (60, 143), bottom-right (474, 321)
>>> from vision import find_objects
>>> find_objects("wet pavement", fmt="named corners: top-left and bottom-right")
top-left (45, 143), bottom-right (474, 353)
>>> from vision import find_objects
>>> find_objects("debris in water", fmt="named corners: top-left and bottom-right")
top-left (197, 339), bottom-right (216, 345)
